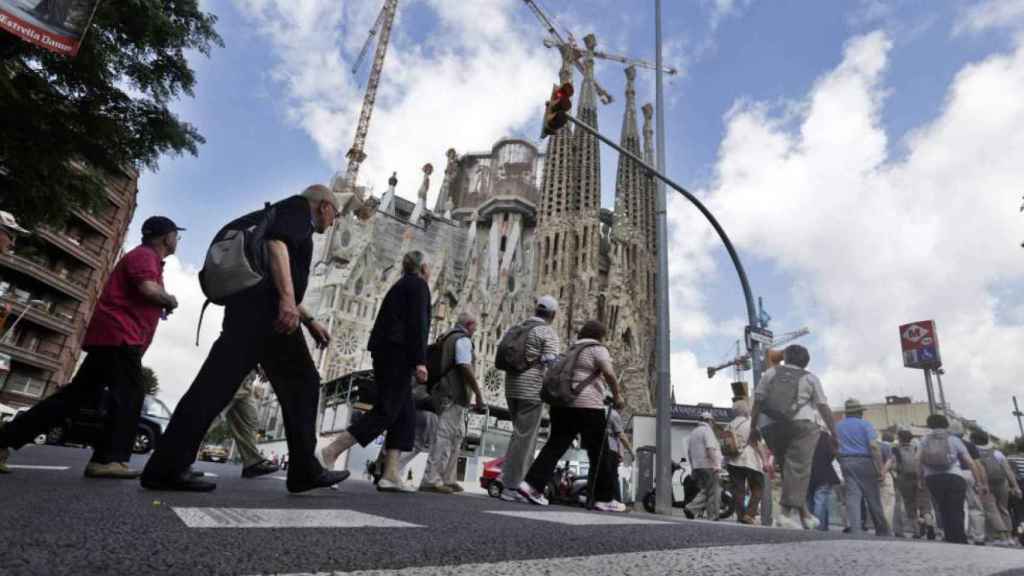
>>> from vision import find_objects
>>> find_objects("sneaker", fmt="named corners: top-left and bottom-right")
top-left (378, 478), bottom-right (416, 493)
top-left (0, 446), bottom-right (10, 474)
top-left (419, 483), bottom-right (454, 494)
top-left (500, 488), bottom-right (527, 503)
top-left (516, 481), bottom-right (548, 506)
top-left (802, 515), bottom-right (820, 531)
top-left (594, 500), bottom-right (627, 513)
top-left (446, 483), bottom-right (464, 493)
top-left (773, 511), bottom-right (804, 530)
top-left (84, 462), bottom-right (141, 479)
top-left (242, 459), bottom-right (281, 479)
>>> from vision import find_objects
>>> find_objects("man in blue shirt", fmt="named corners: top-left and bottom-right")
top-left (836, 399), bottom-right (890, 536)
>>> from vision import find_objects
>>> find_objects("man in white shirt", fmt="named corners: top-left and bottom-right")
top-left (686, 412), bottom-right (723, 520)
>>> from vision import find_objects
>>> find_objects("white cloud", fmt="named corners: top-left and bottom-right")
top-left (955, 0), bottom-right (1024, 35)
top-left (669, 31), bottom-right (1024, 439)
top-left (143, 256), bottom-right (223, 410)
top-left (231, 0), bottom-right (558, 205)
top-left (707, 0), bottom-right (754, 30)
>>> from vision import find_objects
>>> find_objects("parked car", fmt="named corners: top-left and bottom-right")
top-left (45, 393), bottom-right (170, 455)
top-left (198, 445), bottom-right (229, 463)
top-left (480, 456), bottom-right (507, 498)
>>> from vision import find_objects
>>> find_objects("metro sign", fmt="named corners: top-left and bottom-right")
top-left (899, 320), bottom-right (942, 369)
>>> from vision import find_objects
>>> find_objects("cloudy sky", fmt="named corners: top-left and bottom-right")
top-left (133, 0), bottom-right (1024, 440)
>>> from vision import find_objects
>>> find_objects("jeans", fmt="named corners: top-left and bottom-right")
top-left (524, 406), bottom-right (615, 503)
top-left (501, 397), bottom-right (543, 490)
top-left (927, 473), bottom-right (968, 544)
top-left (807, 484), bottom-right (834, 530)
top-left (840, 456), bottom-right (891, 536)
top-left (0, 347), bottom-right (144, 464)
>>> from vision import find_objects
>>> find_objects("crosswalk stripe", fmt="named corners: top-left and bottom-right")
top-left (7, 465), bottom-right (70, 470)
top-left (172, 507), bottom-right (423, 529)
top-left (255, 540), bottom-right (1024, 576)
top-left (483, 510), bottom-right (674, 526)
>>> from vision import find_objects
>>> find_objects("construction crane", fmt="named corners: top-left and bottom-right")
top-left (523, 0), bottom-right (678, 105)
top-left (334, 0), bottom-right (398, 194)
top-left (706, 327), bottom-right (811, 379)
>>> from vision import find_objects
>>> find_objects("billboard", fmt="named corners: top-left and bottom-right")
top-left (0, 0), bottom-right (100, 56)
top-left (899, 320), bottom-right (942, 369)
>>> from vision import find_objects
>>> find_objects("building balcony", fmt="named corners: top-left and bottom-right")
top-left (0, 254), bottom-right (89, 302)
top-left (0, 342), bottom-right (61, 372)
top-left (2, 299), bottom-right (75, 336)
top-left (35, 228), bottom-right (103, 271)
top-left (70, 208), bottom-right (115, 239)
top-left (105, 185), bottom-right (128, 209)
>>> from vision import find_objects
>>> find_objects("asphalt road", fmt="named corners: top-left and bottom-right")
top-left (2, 445), bottom-right (1023, 576)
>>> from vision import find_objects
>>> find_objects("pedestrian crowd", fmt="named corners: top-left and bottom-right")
top-left (0, 189), bottom-right (1022, 545)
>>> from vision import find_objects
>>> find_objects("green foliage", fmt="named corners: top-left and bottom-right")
top-left (0, 0), bottom-right (222, 227)
top-left (140, 365), bottom-right (159, 396)
top-left (203, 418), bottom-right (231, 447)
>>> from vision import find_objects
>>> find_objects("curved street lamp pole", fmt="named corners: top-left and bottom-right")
top-left (564, 111), bottom-right (762, 513)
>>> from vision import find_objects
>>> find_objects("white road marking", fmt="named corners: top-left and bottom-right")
top-left (173, 507), bottom-right (422, 529)
top-left (7, 465), bottom-right (70, 470)
top-left (483, 510), bottom-right (674, 526)
top-left (256, 540), bottom-right (1024, 576)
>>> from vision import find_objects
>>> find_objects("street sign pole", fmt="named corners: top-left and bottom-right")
top-left (923, 369), bottom-right (936, 416)
top-left (934, 369), bottom-right (948, 415)
top-left (1012, 396), bottom-right (1024, 439)
top-left (653, 0), bottom-right (673, 516)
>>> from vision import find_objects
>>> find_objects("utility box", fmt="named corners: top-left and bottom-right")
top-left (636, 445), bottom-right (656, 504)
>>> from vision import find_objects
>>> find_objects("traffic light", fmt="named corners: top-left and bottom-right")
top-left (541, 82), bottom-right (574, 138)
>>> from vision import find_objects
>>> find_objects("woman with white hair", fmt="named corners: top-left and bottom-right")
top-left (725, 398), bottom-right (769, 524)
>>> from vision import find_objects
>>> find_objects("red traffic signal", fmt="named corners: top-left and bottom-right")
top-left (541, 82), bottom-right (574, 138)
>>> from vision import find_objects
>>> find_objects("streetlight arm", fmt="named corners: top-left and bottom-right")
top-left (565, 114), bottom-right (759, 332)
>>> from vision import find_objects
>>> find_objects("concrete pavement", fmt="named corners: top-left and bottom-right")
top-left (1, 445), bottom-right (1021, 576)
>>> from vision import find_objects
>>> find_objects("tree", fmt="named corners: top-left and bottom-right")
top-left (0, 1), bottom-right (222, 227)
top-left (203, 418), bottom-right (231, 447)
top-left (140, 365), bottom-right (159, 396)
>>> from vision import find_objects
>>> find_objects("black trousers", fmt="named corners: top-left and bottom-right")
top-left (525, 406), bottom-right (615, 503)
top-left (927, 473), bottom-right (968, 544)
top-left (142, 303), bottom-right (322, 487)
top-left (348, 350), bottom-right (415, 451)
top-left (0, 346), bottom-right (143, 464)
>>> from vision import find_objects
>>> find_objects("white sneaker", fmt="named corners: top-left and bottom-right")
top-left (517, 481), bottom-right (549, 506)
top-left (500, 488), bottom-right (527, 503)
top-left (802, 515), bottom-right (820, 530)
top-left (774, 512), bottom-right (803, 530)
top-left (595, 500), bottom-right (627, 513)
top-left (377, 477), bottom-right (416, 493)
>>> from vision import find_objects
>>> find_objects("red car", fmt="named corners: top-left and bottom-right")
top-left (480, 456), bottom-right (507, 498)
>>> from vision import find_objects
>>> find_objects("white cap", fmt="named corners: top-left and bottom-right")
top-left (0, 211), bottom-right (29, 235)
top-left (536, 295), bottom-right (558, 313)
top-left (700, 411), bottom-right (713, 420)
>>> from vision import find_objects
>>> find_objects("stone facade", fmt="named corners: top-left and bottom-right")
top-left (304, 40), bottom-right (658, 418)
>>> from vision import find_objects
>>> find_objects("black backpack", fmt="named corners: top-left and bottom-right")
top-left (495, 319), bottom-right (544, 373)
top-left (425, 328), bottom-right (467, 393)
top-left (195, 203), bottom-right (276, 345)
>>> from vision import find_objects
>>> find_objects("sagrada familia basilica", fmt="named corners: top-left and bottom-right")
top-left (304, 38), bottom-right (659, 417)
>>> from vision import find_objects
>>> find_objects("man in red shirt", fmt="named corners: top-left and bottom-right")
top-left (0, 216), bottom-right (181, 477)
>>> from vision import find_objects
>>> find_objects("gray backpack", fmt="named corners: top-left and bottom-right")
top-left (759, 365), bottom-right (807, 421)
top-left (980, 448), bottom-right (1008, 485)
top-left (195, 203), bottom-right (277, 344)
top-left (540, 342), bottom-right (600, 406)
top-left (920, 432), bottom-right (955, 469)
top-left (494, 320), bottom-right (544, 373)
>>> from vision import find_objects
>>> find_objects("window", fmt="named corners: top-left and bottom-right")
top-left (3, 373), bottom-right (45, 398)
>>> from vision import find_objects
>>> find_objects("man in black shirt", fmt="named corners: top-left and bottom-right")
top-left (319, 250), bottom-right (431, 489)
top-left (141, 186), bottom-right (349, 493)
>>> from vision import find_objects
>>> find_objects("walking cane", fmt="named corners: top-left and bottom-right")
top-left (585, 398), bottom-right (615, 510)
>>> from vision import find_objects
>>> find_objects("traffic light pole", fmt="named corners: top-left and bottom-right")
top-left (564, 111), bottom-right (762, 512)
